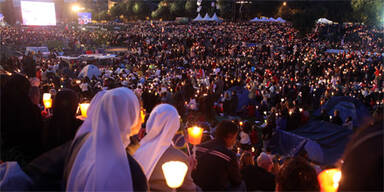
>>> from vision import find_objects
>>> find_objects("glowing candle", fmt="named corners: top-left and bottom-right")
top-left (43, 93), bottom-right (51, 101)
top-left (43, 93), bottom-right (52, 109)
top-left (79, 103), bottom-right (90, 118)
top-left (299, 108), bottom-right (303, 112)
top-left (44, 99), bottom-right (52, 109)
top-left (239, 121), bottom-right (243, 126)
top-left (318, 168), bottom-right (342, 192)
top-left (162, 161), bottom-right (188, 189)
top-left (187, 126), bottom-right (204, 145)
top-left (251, 147), bottom-right (255, 152)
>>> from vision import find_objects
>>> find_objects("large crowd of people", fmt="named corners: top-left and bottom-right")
top-left (0, 21), bottom-right (383, 191)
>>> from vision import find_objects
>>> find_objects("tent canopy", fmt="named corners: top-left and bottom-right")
top-left (270, 120), bottom-right (353, 165)
top-left (313, 96), bottom-right (373, 128)
top-left (78, 64), bottom-right (101, 79)
top-left (317, 18), bottom-right (333, 24)
top-left (193, 13), bottom-right (203, 21)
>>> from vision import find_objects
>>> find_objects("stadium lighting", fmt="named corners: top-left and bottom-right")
top-left (72, 4), bottom-right (84, 12)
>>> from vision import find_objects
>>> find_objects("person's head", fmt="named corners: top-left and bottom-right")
top-left (339, 121), bottom-right (383, 191)
top-left (257, 152), bottom-right (273, 172)
top-left (276, 157), bottom-right (320, 191)
top-left (334, 109), bottom-right (340, 117)
top-left (240, 151), bottom-right (254, 168)
top-left (52, 89), bottom-right (79, 118)
top-left (91, 87), bottom-right (141, 147)
top-left (215, 120), bottom-right (239, 149)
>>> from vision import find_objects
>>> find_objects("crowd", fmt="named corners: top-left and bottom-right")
top-left (0, 21), bottom-right (383, 191)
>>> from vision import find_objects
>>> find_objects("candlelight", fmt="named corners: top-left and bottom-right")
top-left (289, 111), bottom-right (293, 115)
top-left (251, 147), bottom-right (255, 152)
top-left (79, 103), bottom-right (90, 118)
top-left (299, 108), bottom-right (303, 112)
top-left (44, 99), bottom-right (52, 109)
top-left (187, 126), bottom-right (204, 145)
top-left (43, 93), bottom-right (51, 101)
top-left (330, 115), bottom-right (333, 120)
top-left (264, 111), bottom-right (267, 115)
top-left (318, 168), bottom-right (342, 192)
top-left (239, 121), bottom-right (243, 126)
top-left (162, 161), bottom-right (188, 189)
top-left (281, 98), bottom-right (285, 102)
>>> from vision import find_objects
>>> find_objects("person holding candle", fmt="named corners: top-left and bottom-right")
top-left (134, 104), bottom-right (196, 192)
top-left (65, 87), bottom-right (147, 191)
top-left (41, 89), bottom-right (82, 153)
top-left (192, 120), bottom-right (242, 191)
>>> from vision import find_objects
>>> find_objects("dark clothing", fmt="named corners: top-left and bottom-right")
top-left (1, 74), bottom-right (43, 166)
top-left (192, 139), bottom-right (242, 191)
top-left (41, 89), bottom-right (82, 153)
top-left (331, 116), bottom-right (343, 126)
top-left (24, 140), bottom-right (72, 191)
top-left (241, 165), bottom-right (275, 191)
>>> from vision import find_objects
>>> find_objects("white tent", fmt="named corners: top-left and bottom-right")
top-left (202, 13), bottom-right (211, 21)
top-left (317, 18), bottom-right (333, 24)
top-left (211, 13), bottom-right (222, 22)
top-left (260, 17), bottom-right (269, 22)
top-left (276, 17), bottom-right (286, 23)
top-left (250, 17), bottom-right (260, 22)
top-left (269, 17), bottom-right (277, 22)
top-left (78, 64), bottom-right (101, 79)
top-left (193, 13), bottom-right (203, 21)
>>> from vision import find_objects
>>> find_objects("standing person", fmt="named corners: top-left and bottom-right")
top-left (65, 88), bottom-right (147, 191)
top-left (41, 89), bottom-right (82, 153)
top-left (192, 120), bottom-right (242, 191)
top-left (134, 104), bottom-right (196, 191)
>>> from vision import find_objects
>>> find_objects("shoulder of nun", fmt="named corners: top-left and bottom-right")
top-left (164, 145), bottom-right (189, 162)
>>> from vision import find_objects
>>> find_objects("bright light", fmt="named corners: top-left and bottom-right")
top-left (72, 5), bottom-right (84, 12)
top-left (318, 168), bottom-right (342, 192)
top-left (283, 2), bottom-right (287, 6)
top-left (162, 161), bottom-right (188, 189)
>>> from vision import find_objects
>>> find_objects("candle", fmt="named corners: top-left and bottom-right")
top-left (264, 111), bottom-right (267, 115)
top-left (43, 99), bottom-right (52, 109)
top-left (43, 93), bottom-right (51, 101)
top-left (79, 103), bottom-right (90, 118)
top-left (162, 161), bottom-right (188, 189)
top-left (239, 121), bottom-right (243, 126)
top-left (330, 115), bottom-right (332, 120)
top-left (299, 108), bottom-right (303, 112)
top-left (281, 98), bottom-right (285, 102)
top-left (318, 168), bottom-right (342, 192)
top-left (187, 126), bottom-right (204, 145)
top-left (251, 147), bottom-right (255, 152)
top-left (43, 93), bottom-right (52, 109)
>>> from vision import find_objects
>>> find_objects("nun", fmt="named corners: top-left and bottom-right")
top-left (134, 104), bottom-right (196, 191)
top-left (65, 87), bottom-right (148, 191)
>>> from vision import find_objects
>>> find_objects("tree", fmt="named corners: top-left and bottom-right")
top-left (170, 0), bottom-right (186, 17)
top-left (152, 1), bottom-right (172, 20)
top-left (217, 0), bottom-right (233, 20)
top-left (351, 0), bottom-right (384, 26)
top-left (110, 2), bottom-right (125, 19)
top-left (185, 0), bottom-right (197, 18)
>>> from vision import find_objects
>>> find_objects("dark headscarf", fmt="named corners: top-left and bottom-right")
top-left (1, 73), bottom-right (43, 166)
top-left (42, 89), bottom-right (82, 152)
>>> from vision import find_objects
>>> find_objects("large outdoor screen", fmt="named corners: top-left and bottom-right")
top-left (21, 1), bottom-right (56, 26)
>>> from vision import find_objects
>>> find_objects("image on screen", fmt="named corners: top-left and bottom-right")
top-left (21, 1), bottom-right (56, 26)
